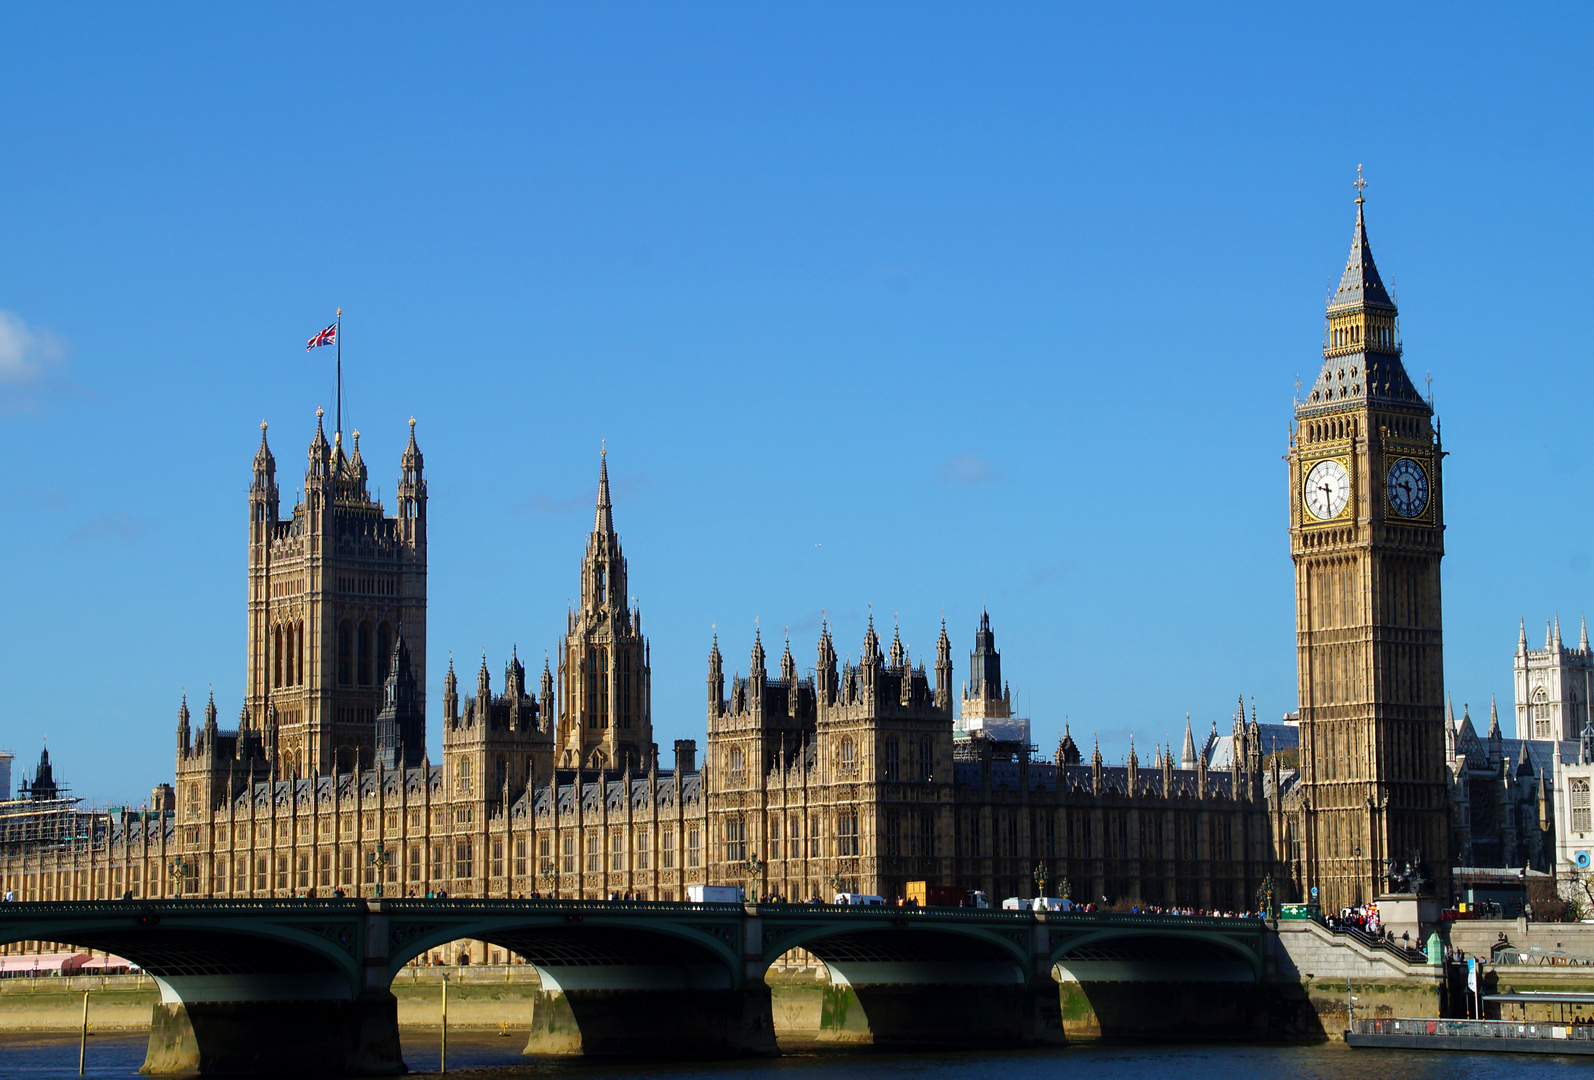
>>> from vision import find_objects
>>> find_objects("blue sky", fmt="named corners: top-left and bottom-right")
top-left (1, 5), bottom-right (1590, 803)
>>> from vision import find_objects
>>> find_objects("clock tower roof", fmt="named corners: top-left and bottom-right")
top-left (1328, 195), bottom-right (1395, 315)
top-left (1298, 177), bottom-right (1426, 420)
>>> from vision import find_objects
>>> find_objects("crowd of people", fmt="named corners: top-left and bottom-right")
top-left (1108, 903), bottom-right (1266, 919)
top-left (1326, 902), bottom-right (1382, 936)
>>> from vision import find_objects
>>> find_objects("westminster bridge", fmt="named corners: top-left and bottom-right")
top-left (0, 898), bottom-right (1271, 1075)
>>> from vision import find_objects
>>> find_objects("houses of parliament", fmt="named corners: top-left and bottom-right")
top-left (1, 187), bottom-right (1476, 921)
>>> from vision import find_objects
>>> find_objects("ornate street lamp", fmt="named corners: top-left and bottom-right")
top-left (169, 858), bottom-right (192, 900)
top-left (1033, 862), bottom-right (1049, 899)
top-left (538, 861), bottom-right (557, 900)
top-left (1257, 874), bottom-right (1276, 918)
top-left (367, 843), bottom-right (391, 899)
top-left (829, 872), bottom-right (846, 902)
top-left (741, 852), bottom-right (767, 902)
top-left (1057, 876), bottom-right (1071, 902)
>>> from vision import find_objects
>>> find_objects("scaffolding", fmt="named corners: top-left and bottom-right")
top-left (0, 796), bottom-right (102, 854)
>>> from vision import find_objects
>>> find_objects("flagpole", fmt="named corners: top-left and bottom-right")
top-left (335, 307), bottom-right (343, 439)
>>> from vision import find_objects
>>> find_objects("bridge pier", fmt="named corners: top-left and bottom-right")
top-left (140, 978), bottom-right (404, 1076)
top-left (524, 965), bottom-right (776, 1057)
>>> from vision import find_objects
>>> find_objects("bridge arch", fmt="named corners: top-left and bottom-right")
top-left (1049, 926), bottom-right (1264, 980)
top-left (383, 903), bottom-right (765, 1058)
top-left (386, 911), bottom-right (743, 988)
top-left (0, 904), bottom-right (366, 997)
top-left (757, 913), bottom-right (1051, 1050)
top-left (0, 901), bottom-right (401, 1076)
top-left (760, 917), bottom-right (1032, 981)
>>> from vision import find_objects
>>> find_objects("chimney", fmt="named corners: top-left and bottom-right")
top-left (674, 739), bottom-right (698, 775)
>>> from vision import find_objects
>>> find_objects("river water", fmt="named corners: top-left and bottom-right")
top-left (3, 1032), bottom-right (1589, 1080)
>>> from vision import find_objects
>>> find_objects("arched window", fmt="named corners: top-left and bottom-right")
top-left (1573, 779), bottom-right (1592, 833)
top-left (729, 746), bottom-right (745, 782)
top-left (1533, 688), bottom-right (1552, 739)
top-left (273, 625), bottom-right (283, 688)
top-left (337, 621), bottom-right (352, 685)
top-left (357, 621), bottom-right (373, 686)
top-left (585, 654), bottom-right (597, 728)
top-left (457, 757), bottom-right (472, 796)
top-left (377, 623), bottom-right (393, 684)
top-left (837, 812), bottom-right (859, 856)
top-left (882, 737), bottom-right (899, 781)
top-left (920, 736), bottom-right (934, 782)
top-left (295, 621), bottom-right (305, 685)
top-left (839, 737), bottom-right (857, 776)
top-left (725, 815), bottom-right (746, 863)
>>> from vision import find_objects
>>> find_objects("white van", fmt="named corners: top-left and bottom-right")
top-left (1001, 897), bottom-right (1026, 910)
top-left (1031, 896), bottom-right (1073, 912)
top-left (686, 885), bottom-right (745, 904)
top-left (965, 891), bottom-right (989, 909)
top-left (834, 893), bottom-right (886, 906)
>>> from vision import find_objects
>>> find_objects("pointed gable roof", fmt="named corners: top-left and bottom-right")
top-left (1327, 198), bottom-right (1395, 314)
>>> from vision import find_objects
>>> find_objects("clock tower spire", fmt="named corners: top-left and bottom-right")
top-left (1289, 170), bottom-right (1449, 913)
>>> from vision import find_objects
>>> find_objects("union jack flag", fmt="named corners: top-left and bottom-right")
top-left (306, 323), bottom-right (337, 351)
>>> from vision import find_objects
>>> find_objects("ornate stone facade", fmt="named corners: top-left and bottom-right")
top-left (0, 419), bottom-right (1281, 912)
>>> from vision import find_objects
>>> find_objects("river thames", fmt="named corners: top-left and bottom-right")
top-left (2, 1033), bottom-right (1584, 1079)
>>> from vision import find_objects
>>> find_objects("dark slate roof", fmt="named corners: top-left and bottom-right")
top-left (1301, 351), bottom-right (1424, 416)
top-left (529, 770), bottom-right (699, 819)
top-left (954, 761), bottom-right (1240, 800)
top-left (1328, 203), bottom-right (1395, 313)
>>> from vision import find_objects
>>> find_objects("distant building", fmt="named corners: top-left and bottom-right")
top-left (1514, 616), bottom-right (1593, 741)
top-left (0, 750), bottom-right (11, 801)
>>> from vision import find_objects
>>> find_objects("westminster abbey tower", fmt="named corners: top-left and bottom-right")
top-left (1289, 181), bottom-right (1450, 912)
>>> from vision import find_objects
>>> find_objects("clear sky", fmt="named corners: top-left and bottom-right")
top-left (2, 5), bottom-right (1590, 804)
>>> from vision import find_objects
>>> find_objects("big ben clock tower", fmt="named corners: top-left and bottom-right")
top-left (1290, 173), bottom-right (1450, 913)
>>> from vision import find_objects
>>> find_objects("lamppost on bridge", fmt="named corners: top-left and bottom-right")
top-left (367, 843), bottom-right (391, 899)
top-left (828, 872), bottom-right (846, 903)
top-left (1058, 876), bottom-right (1071, 903)
top-left (1033, 862), bottom-right (1049, 899)
top-left (1257, 874), bottom-right (1276, 920)
top-left (538, 861), bottom-right (558, 900)
top-left (741, 852), bottom-right (766, 903)
top-left (169, 858), bottom-right (192, 900)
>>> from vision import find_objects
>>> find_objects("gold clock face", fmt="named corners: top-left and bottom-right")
top-left (1304, 459), bottom-right (1351, 520)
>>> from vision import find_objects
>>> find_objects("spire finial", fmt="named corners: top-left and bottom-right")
top-left (1354, 163), bottom-right (1367, 207)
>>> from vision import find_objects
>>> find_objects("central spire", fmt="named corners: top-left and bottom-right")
top-left (594, 444), bottom-right (614, 537)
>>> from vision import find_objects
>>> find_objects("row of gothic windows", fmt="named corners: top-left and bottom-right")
top-left (272, 622), bottom-right (305, 688)
top-left (336, 620), bottom-right (394, 687)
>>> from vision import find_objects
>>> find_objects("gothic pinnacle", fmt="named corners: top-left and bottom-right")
top-left (594, 444), bottom-right (614, 536)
